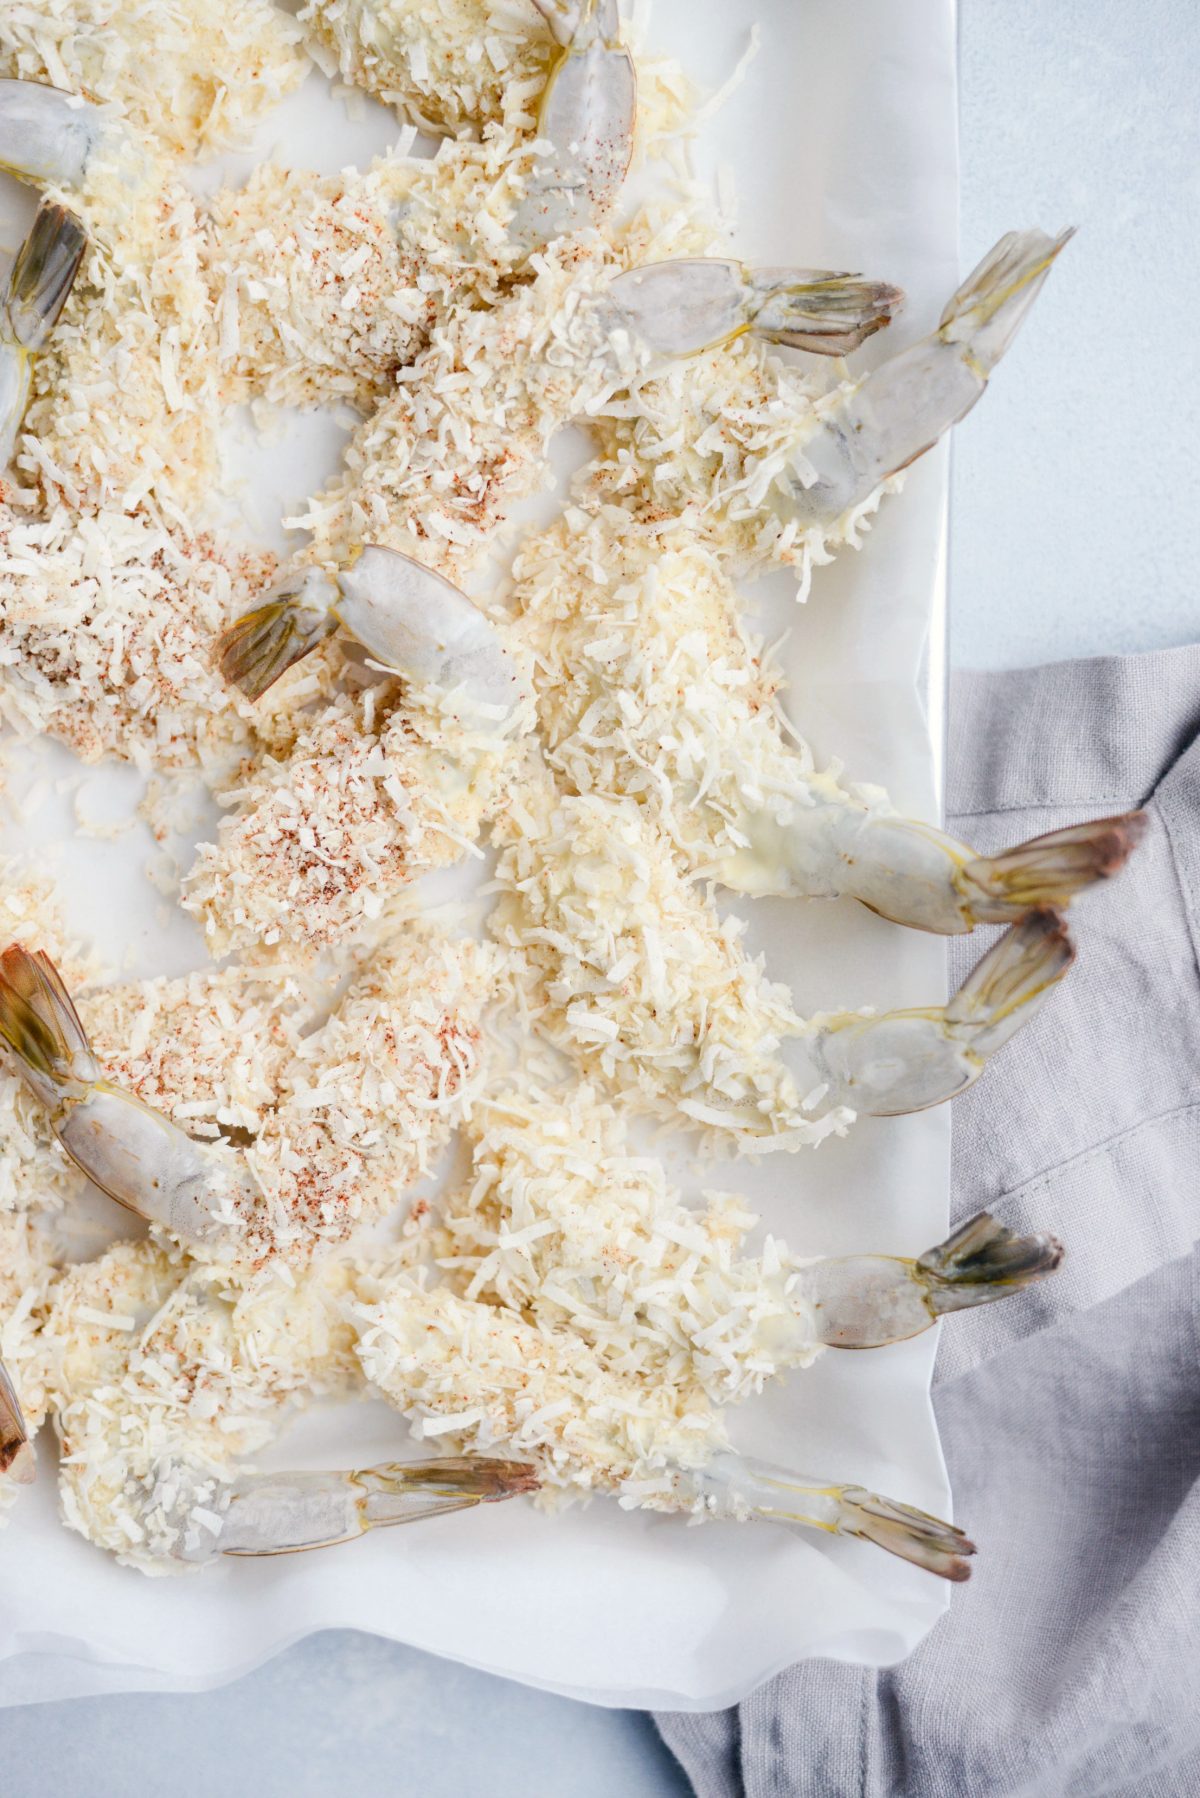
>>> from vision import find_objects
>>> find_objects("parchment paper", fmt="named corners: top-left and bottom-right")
top-left (0, 0), bottom-right (959, 1710)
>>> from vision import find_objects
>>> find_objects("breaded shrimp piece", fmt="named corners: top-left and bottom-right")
top-left (242, 933), bottom-right (503, 1261)
top-left (299, 0), bottom-right (558, 138)
top-left (205, 137), bottom-right (545, 414)
top-left (490, 768), bottom-right (842, 1152)
top-left (183, 678), bottom-right (530, 957)
top-left (78, 965), bottom-right (313, 1143)
top-left (437, 1084), bottom-right (827, 1403)
top-left (292, 238), bottom-right (632, 584)
top-left (491, 770), bottom-right (1077, 1142)
top-left (0, 2), bottom-right (306, 160)
top-left (0, 1208), bottom-right (59, 1505)
top-left (0, 97), bottom-right (220, 515)
top-left (43, 1237), bottom-right (368, 1571)
top-left (514, 508), bottom-right (1145, 933)
top-left (587, 231), bottom-right (1074, 579)
top-left (440, 1085), bottom-right (1063, 1380)
top-left (0, 499), bottom-right (293, 774)
top-left (356, 1267), bottom-right (730, 1501)
top-left (358, 1103), bottom-right (1057, 1581)
top-left (0, 934), bottom-right (503, 1265)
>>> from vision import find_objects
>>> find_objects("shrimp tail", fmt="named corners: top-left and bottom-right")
top-left (0, 943), bottom-right (97, 1094)
top-left (938, 226), bottom-right (1075, 373)
top-left (210, 1458), bottom-right (540, 1558)
top-left (747, 270), bottom-right (904, 354)
top-left (960, 810), bottom-right (1146, 924)
top-left (0, 1356), bottom-right (35, 1485)
top-left (4, 198), bottom-right (87, 351)
top-left (693, 1452), bottom-right (976, 1581)
top-left (835, 1486), bottom-right (976, 1581)
top-left (918, 1210), bottom-right (1065, 1316)
top-left (608, 260), bottom-right (904, 359)
top-left (217, 568), bottom-right (340, 701)
top-left (945, 906), bottom-right (1074, 1056)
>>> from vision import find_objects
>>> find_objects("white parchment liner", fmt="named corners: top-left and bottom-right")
top-left (0, 0), bottom-right (959, 1709)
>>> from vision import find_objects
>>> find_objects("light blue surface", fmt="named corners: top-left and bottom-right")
top-left (3, 5), bottom-right (1191, 1793)
top-left (952, 0), bottom-right (1200, 668)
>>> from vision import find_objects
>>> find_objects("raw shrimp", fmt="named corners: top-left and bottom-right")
top-left (0, 936), bottom-right (501, 1262)
top-left (0, 80), bottom-right (218, 515)
top-left (302, 0), bottom-right (640, 244)
top-left (356, 1082), bottom-right (1046, 1579)
top-left (300, 0), bottom-right (559, 138)
top-left (43, 1235), bottom-right (534, 1571)
top-left (204, 134), bottom-right (550, 414)
top-left (355, 1272), bottom-right (976, 1580)
top-left (189, 563), bottom-right (533, 955)
top-left (0, 1), bottom-right (306, 160)
top-left (217, 546), bottom-right (527, 720)
top-left (303, 0), bottom-right (641, 250)
top-left (514, 510), bottom-right (1145, 933)
top-left (437, 1085), bottom-right (1063, 1387)
top-left (586, 229), bottom-right (1074, 578)
top-left (183, 677), bottom-right (532, 956)
top-left (490, 773), bottom-right (1076, 1147)
top-left (1, 198), bottom-right (85, 467)
top-left (0, 498), bottom-right (293, 773)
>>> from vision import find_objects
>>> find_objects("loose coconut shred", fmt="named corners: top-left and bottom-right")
top-left (0, 2), bottom-right (917, 1570)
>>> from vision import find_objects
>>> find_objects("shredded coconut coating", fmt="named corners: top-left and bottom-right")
top-left (298, 0), bottom-right (697, 142)
top-left (299, 0), bottom-right (555, 136)
top-left (208, 159), bottom-right (428, 413)
top-left (240, 932), bottom-right (503, 1263)
top-left (356, 1271), bottom-right (727, 1505)
top-left (0, 0), bottom-right (307, 160)
top-left (513, 506), bottom-right (863, 869)
top-left (71, 936), bottom-right (500, 1266)
top-left (15, 127), bottom-right (219, 519)
top-left (79, 966), bottom-right (313, 1144)
top-left (44, 1238), bottom-right (367, 1571)
top-left (204, 132), bottom-right (554, 414)
top-left (490, 769), bottom-right (851, 1151)
top-left (0, 499), bottom-right (289, 773)
top-left (184, 679), bottom-right (531, 957)
top-left (581, 331), bottom-right (899, 583)
top-left (0, 1210), bottom-right (60, 1465)
top-left (0, 1063), bottom-right (79, 1217)
top-left (438, 1084), bottom-right (824, 1405)
top-left (353, 1088), bottom-right (831, 1511)
top-left (291, 190), bottom-right (755, 579)
top-left (294, 239), bottom-right (641, 579)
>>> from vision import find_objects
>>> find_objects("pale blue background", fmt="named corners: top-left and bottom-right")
top-left (5, 1), bottom-right (1195, 1790)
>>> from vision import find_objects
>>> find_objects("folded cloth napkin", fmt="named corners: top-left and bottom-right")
top-left (656, 645), bottom-right (1200, 1798)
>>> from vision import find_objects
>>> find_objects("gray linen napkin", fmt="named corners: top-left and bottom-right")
top-left (656, 645), bottom-right (1200, 1798)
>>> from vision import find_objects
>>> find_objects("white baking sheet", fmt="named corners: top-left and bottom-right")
top-left (0, 0), bottom-right (959, 1711)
